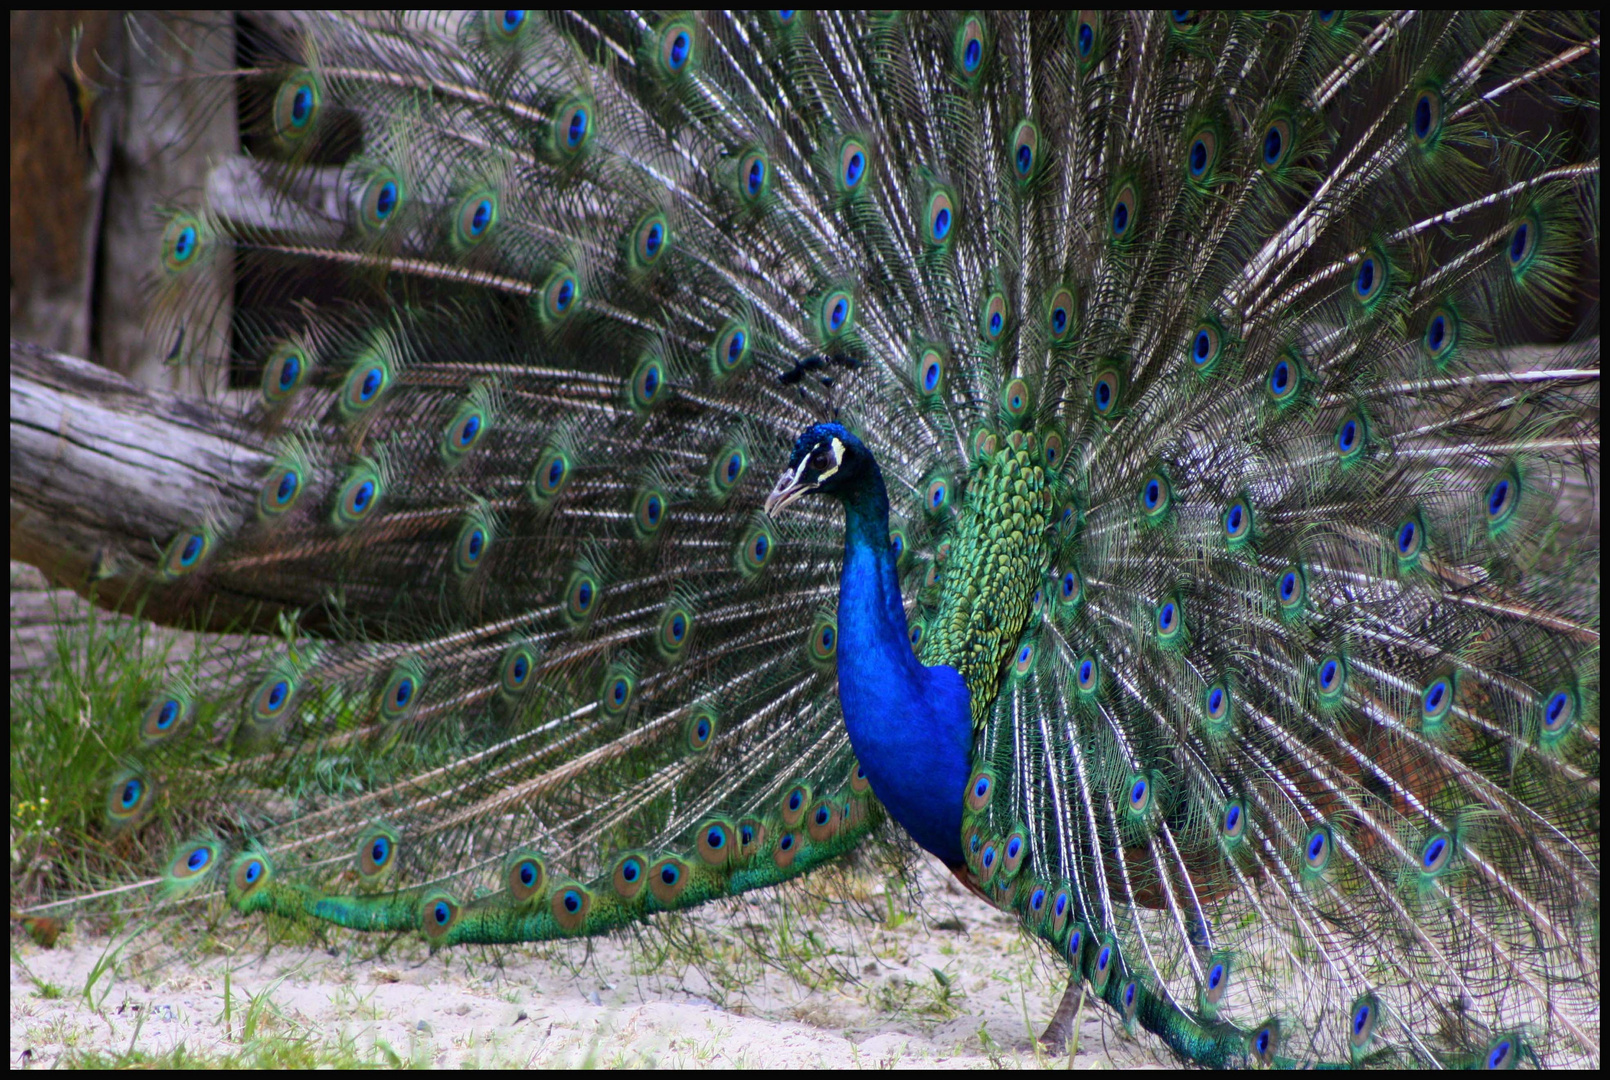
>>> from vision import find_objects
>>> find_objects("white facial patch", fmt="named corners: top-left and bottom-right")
top-left (816, 437), bottom-right (846, 483)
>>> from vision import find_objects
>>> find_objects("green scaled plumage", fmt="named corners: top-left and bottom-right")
top-left (13, 10), bottom-right (1599, 1068)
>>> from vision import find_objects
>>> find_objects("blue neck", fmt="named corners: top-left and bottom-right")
top-left (832, 465), bottom-right (973, 866)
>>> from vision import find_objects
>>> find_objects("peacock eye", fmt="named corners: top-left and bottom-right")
top-left (809, 447), bottom-right (834, 473)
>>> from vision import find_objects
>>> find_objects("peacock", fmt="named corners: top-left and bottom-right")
top-left (10, 10), bottom-right (1600, 1068)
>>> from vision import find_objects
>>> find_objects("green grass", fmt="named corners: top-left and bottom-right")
top-left (12, 584), bottom-right (209, 921)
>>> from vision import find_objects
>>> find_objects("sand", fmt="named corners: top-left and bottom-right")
top-left (12, 854), bottom-right (1164, 1069)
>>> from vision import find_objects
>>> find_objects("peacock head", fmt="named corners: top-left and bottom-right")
top-left (765, 422), bottom-right (872, 517)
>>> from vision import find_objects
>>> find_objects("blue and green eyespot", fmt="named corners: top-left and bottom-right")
top-left (1057, 566), bottom-right (1084, 611)
top-left (107, 771), bottom-right (155, 827)
top-left (712, 321), bottom-right (752, 375)
top-left (1393, 511), bottom-right (1427, 565)
top-left (1139, 470), bottom-right (1171, 522)
top-left (1507, 213), bottom-right (1541, 273)
top-left (808, 614), bottom-right (838, 667)
top-left (1187, 318), bottom-right (1227, 374)
top-left (273, 72), bottom-right (321, 141)
top-left (1010, 120), bottom-right (1040, 182)
top-left (1267, 350), bottom-right (1303, 406)
top-left (1155, 594), bottom-right (1186, 646)
top-left (454, 516), bottom-right (492, 574)
top-left (1223, 498), bottom-right (1254, 549)
top-left (631, 212), bottom-right (670, 270)
top-left (1075, 653), bottom-right (1101, 697)
top-left (1484, 465), bottom-right (1521, 532)
top-left (1423, 304), bottom-right (1459, 364)
top-left (261, 340), bottom-right (311, 404)
top-left (711, 444), bottom-right (748, 495)
top-left (487, 10), bottom-right (529, 41)
top-left (737, 522), bottom-right (775, 574)
top-left (1540, 686), bottom-right (1578, 740)
top-left (1000, 377), bottom-right (1030, 421)
top-left (1352, 246), bottom-right (1389, 308)
top-left (1409, 85), bottom-right (1443, 147)
top-left (1185, 125), bottom-right (1220, 185)
top-left (358, 827), bottom-right (400, 878)
top-left (924, 187), bottom-right (956, 248)
top-left (564, 570), bottom-right (600, 624)
top-left (169, 840), bottom-right (222, 886)
top-left (1041, 431), bottom-right (1065, 471)
top-left (600, 668), bottom-right (635, 716)
top-left (905, 347), bottom-right (942, 400)
top-left (1347, 995), bottom-right (1382, 1056)
top-left (540, 265), bottom-right (580, 323)
top-left (1109, 183), bottom-right (1137, 241)
top-left (738, 150), bottom-right (770, 203)
top-left (442, 400), bottom-right (490, 463)
top-left (633, 486), bottom-right (668, 538)
top-left (530, 448), bottom-right (572, 502)
top-left (1418, 831), bottom-right (1456, 875)
top-left (1091, 364), bottom-right (1126, 418)
top-left (333, 464), bottom-right (383, 529)
top-left (686, 708), bottom-right (717, 752)
top-left (659, 604), bottom-right (693, 658)
top-left (1334, 409), bottom-right (1368, 463)
top-left (454, 189), bottom-right (499, 248)
top-left (250, 669), bottom-right (297, 725)
top-left (838, 138), bottom-right (870, 195)
top-left (359, 171), bottom-right (404, 232)
top-left (697, 818), bottom-right (737, 866)
top-left (888, 525), bottom-right (909, 567)
top-left (380, 665), bottom-right (424, 722)
top-left (1046, 288), bottom-right (1075, 342)
top-left (1301, 824), bottom-right (1333, 874)
top-left (162, 528), bottom-right (213, 579)
top-left (1201, 953), bottom-right (1235, 1015)
top-left (551, 881), bottom-right (593, 932)
top-left (1258, 114), bottom-right (1294, 172)
top-left (1316, 654), bottom-right (1348, 705)
top-left (980, 292), bottom-right (1009, 342)
top-left (1070, 11), bottom-right (1100, 65)
top-left (499, 645), bottom-right (537, 699)
top-left (819, 290), bottom-right (855, 340)
top-left (953, 16), bottom-right (987, 79)
top-left (231, 851), bottom-right (272, 899)
top-left (1420, 671), bottom-right (1457, 730)
top-left (552, 96), bottom-right (594, 157)
top-left (161, 214), bottom-right (205, 273)
top-left (142, 689), bottom-right (193, 742)
top-left (1274, 565), bottom-right (1306, 616)
top-left (657, 19), bottom-right (697, 77)
top-left (340, 350), bottom-right (394, 417)
top-left (1250, 1022), bottom-right (1282, 1067)
top-left (259, 459), bottom-right (307, 518)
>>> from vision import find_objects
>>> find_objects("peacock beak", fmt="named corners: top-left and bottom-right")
top-left (764, 460), bottom-right (816, 518)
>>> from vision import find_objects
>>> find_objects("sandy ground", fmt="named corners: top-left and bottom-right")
top-left (11, 855), bottom-right (1165, 1069)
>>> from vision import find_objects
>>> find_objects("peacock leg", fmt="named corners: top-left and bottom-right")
top-left (1038, 978), bottom-right (1086, 1053)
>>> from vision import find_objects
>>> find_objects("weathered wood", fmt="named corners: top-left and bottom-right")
top-left (10, 561), bottom-right (268, 678)
top-left (9, 340), bottom-right (276, 631)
